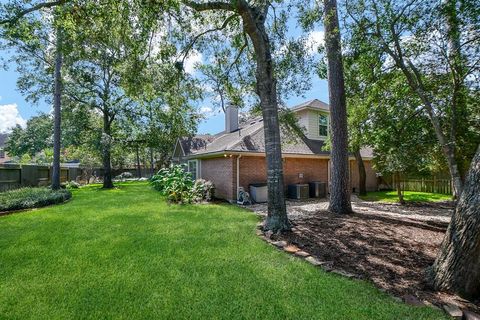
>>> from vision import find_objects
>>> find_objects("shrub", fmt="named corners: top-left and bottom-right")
top-left (65, 181), bottom-right (80, 189)
top-left (0, 187), bottom-right (72, 212)
top-left (150, 165), bottom-right (214, 204)
top-left (116, 172), bottom-right (134, 180)
top-left (192, 179), bottom-right (215, 202)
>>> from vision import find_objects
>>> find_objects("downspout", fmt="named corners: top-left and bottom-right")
top-left (236, 155), bottom-right (242, 200)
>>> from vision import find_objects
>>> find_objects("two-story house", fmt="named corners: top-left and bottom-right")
top-left (173, 99), bottom-right (378, 201)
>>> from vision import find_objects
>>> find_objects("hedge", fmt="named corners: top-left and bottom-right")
top-left (0, 187), bottom-right (72, 212)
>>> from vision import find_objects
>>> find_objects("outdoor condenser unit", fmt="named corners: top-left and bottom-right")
top-left (309, 181), bottom-right (327, 198)
top-left (249, 183), bottom-right (268, 203)
top-left (287, 184), bottom-right (309, 200)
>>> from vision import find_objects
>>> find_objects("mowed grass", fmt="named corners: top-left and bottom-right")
top-left (0, 182), bottom-right (446, 319)
top-left (360, 190), bottom-right (452, 203)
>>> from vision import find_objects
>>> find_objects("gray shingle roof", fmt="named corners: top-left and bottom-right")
top-left (178, 99), bottom-right (374, 159)
top-left (179, 135), bottom-right (215, 155)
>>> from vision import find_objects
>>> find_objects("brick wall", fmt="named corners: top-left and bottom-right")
top-left (200, 157), bottom-right (236, 200)
top-left (283, 158), bottom-right (328, 185)
top-left (200, 155), bottom-right (378, 201)
top-left (239, 156), bottom-right (329, 199)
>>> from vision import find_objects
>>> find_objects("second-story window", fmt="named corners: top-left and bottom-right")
top-left (318, 114), bottom-right (328, 137)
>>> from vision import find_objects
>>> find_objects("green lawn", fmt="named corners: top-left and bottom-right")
top-left (0, 182), bottom-right (446, 319)
top-left (359, 190), bottom-right (452, 203)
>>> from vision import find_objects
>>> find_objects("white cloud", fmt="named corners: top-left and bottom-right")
top-left (306, 30), bottom-right (325, 54)
top-left (184, 50), bottom-right (203, 74)
top-left (199, 106), bottom-right (215, 117)
top-left (0, 104), bottom-right (27, 133)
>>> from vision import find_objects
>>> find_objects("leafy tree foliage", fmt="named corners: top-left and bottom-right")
top-left (344, 0), bottom-right (480, 197)
top-left (5, 114), bottom-right (52, 158)
top-left (181, 0), bottom-right (320, 231)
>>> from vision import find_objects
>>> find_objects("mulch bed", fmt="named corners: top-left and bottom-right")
top-left (272, 204), bottom-right (479, 313)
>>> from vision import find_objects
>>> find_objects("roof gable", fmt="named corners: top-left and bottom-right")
top-left (291, 99), bottom-right (330, 113)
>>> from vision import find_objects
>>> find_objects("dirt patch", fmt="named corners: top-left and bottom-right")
top-left (248, 199), bottom-right (479, 312)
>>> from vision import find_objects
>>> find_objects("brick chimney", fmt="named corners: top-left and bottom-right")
top-left (225, 104), bottom-right (239, 133)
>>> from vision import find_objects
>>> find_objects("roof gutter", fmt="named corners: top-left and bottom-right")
top-left (185, 150), bottom-right (373, 161)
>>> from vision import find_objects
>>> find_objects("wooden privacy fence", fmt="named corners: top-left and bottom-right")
top-left (0, 164), bottom-right (73, 192)
top-left (0, 164), bottom-right (153, 192)
top-left (391, 175), bottom-right (452, 195)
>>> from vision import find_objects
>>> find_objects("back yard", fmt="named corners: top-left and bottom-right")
top-left (0, 182), bottom-right (446, 319)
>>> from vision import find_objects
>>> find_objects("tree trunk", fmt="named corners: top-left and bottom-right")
top-left (429, 144), bottom-right (480, 299)
top-left (395, 171), bottom-right (405, 204)
top-left (237, 2), bottom-right (289, 232)
top-left (324, 0), bottom-right (352, 214)
top-left (185, 0), bottom-right (289, 231)
top-left (136, 145), bottom-right (141, 178)
top-left (149, 147), bottom-right (155, 175)
top-left (354, 149), bottom-right (367, 196)
top-left (382, 13), bottom-right (465, 198)
top-left (102, 110), bottom-right (114, 189)
top-left (51, 26), bottom-right (63, 190)
top-left (444, 0), bottom-right (468, 193)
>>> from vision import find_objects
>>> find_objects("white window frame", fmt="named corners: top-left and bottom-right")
top-left (318, 114), bottom-right (329, 137)
top-left (187, 160), bottom-right (198, 180)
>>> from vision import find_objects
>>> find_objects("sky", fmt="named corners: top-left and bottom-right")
top-left (0, 4), bottom-right (329, 135)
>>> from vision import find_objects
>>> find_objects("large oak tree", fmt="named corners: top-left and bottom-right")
top-left (184, 0), bottom-right (316, 232)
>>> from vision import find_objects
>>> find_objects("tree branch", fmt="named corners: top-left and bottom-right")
top-left (180, 13), bottom-right (237, 65)
top-left (184, 1), bottom-right (233, 12)
top-left (224, 36), bottom-right (248, 76)
top-left (0, 0), bottom-right (68, 25)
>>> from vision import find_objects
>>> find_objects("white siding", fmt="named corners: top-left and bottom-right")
top-left (296, 109), bottom-right (309, 133)
top-left (296, 109), bottom-right (329, 140)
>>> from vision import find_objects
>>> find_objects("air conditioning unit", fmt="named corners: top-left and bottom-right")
top-left (287, 184), bottom-right (309, 200)
top-left (309, 181), bottom-right (327, 198)
top-left (249, 183), bottom-right (268, 203)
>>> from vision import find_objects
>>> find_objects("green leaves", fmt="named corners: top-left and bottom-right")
top-left (150, 165), bottom-right (215, 204)
top-left (150, 164), bottom-right (194, 203)
top-left (0, 187), bottom-right (71, 212)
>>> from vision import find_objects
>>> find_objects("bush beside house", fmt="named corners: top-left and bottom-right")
top-left (150, 165), bottom-right (214, 204)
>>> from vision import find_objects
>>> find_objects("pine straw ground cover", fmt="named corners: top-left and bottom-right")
top-left (262, 199), bottom-right (479, 314)
top-left (0, 182), bottom-right (446, 319)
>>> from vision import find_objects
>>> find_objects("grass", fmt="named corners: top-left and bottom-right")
top-left (0, 181), bottom-right (446, 319)
top-left (359, 190), bottom-right (452, 203)
top-left (0, 187), bottom-right (72, 212)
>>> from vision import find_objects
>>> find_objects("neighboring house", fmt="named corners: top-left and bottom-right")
top-left (0, 133), bottom-right (11, 164)
top-left (173, 99), bottom-right (377, 201)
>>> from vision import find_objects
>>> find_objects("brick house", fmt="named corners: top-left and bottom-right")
top-left (173, 99), bottom-right (377, 201)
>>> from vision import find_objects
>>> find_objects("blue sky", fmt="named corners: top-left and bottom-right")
top-left (0, 3), bottom-right (329, 135)
top-left (0, 48), bottom-right (329, 134)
